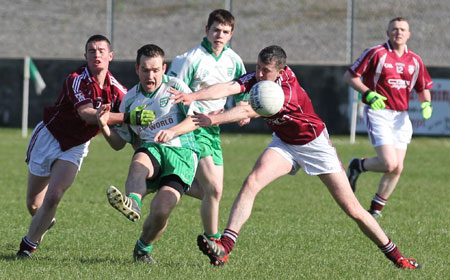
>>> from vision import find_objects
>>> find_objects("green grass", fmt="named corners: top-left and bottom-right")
top-left (0, 127), bottom-right (449, 279)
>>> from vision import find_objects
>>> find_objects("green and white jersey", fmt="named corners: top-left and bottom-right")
top-left (114, 75), bottom-right (198, 151)
top-left (168, 37), bottom-right (247, 114)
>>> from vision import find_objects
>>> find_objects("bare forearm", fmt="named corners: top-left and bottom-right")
top-left (344, 71), bottom-right (369, 93)
top-left (107, 112), bottom-right (126, 125)
top-left (211, 105), bottom-right (258, 125)
top-left (169, 116), bottom-right (198, 136)
top-left (417, 89), bottom-right (431, 103)
top-left (79, 105), bottom-right (125, 125)
top-left (194, 81), bottom-right (241, 100)
top-left (99, 124), bottom-right (126, 150)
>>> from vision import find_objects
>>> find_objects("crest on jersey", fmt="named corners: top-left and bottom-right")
top-left (160, 97), bottom-right (169, 107)
top-left (408, 65), bottom-right (415, 75)
top-left (227, 67), bottom-right (234, 77)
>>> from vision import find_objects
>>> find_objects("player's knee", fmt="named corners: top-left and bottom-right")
top-left (151, 205), bottom-right (172, 221)
top-left (380, 159), bottom-right (398, 173)
top-left (26, 201), bottom-right (39, 216)
top-left (43, 190), bottom-right (64, 208)
top-left (203, 183), bottom-right (223, 200)
top-left (242, 175), bottom-right (260, 196)
top-left (344, 205), bottom-right (365, 221)
top-left (151, 198), bottom-right (175, 219)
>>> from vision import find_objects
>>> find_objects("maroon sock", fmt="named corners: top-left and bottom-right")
top-left (19, 236), bottom-right (38, 253)
top-left (221, 228), bottom-right (238, 254)
top-left (370, 193), bottom-right (387, 212)
top-left (379, 239), bottom-right (403, 263)
top-left (360, 158), bottom-right (368, 172)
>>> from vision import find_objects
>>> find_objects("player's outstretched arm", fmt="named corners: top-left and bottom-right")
top-left (193, 104), bottom-right (259, 127)
top-left (236, 100), bottom-right (251, 127)
top-left (169, 80), bottom-right (242, 105)
top-left (153, 115), bottom-right (198, 143)
top-left (97, 104), bottom-right (127, 150)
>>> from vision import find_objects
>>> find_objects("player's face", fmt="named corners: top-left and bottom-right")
top-left (206, 21), bottom-right (233, 54)
top-left (84, 40), bottom-right (113, 73)
top-left (255, 58), bottom-right (283, 82)
top-left (387, 20), bottom-right (410, 47)
top-left (136, 55), bottom-right (167, 93)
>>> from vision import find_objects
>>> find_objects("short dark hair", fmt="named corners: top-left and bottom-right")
top-left (388, 17), bottom-right (409, 29)
top-left (207, 9), bottom-right (235, 31)
top-left (258, 45), bottom-right (287, 70)
top-left (136, 44), bottom-right (165, 65)
top-left (85, 34), bottom-right (111, 53)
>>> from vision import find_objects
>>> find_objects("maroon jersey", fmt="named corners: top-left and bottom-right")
top-left (349, 41), bottom-right (433, 111)
top-left (43, 65), bottom-right (127, 151)
top-left (236, 66), bottom-right (325, 145)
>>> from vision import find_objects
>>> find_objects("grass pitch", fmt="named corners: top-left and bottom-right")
top-left (0, 128), bottom-right (448, 279)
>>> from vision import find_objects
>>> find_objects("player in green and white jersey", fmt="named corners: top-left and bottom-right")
top-left (167, 9), bottom-right (247, 241)
top-left (97, 44), bottom-right (199, 263)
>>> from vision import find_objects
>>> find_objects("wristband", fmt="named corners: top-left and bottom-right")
top-left (124, 112), bottom-right (131, 124)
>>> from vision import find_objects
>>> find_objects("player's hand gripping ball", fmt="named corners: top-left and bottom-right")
top-left (249, 80), bottom-right (284, 117)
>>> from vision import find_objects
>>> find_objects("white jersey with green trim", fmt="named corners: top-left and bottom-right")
top-left (168, 39), bottom-right (246, 114)
top-left (114, 75), bottom-right (198, 150)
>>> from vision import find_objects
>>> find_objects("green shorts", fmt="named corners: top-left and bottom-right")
top-left (194, 126), bottom-right (223, 166)
top-left (138, 143), bottom-right (198, 192)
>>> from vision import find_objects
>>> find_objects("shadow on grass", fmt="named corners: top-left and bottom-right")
top-left (0, 251), bottom-right (207, 268)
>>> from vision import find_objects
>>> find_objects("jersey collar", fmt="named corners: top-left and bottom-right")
top-left (137, 75), bottom-right (169, 98)
top-left (201, 37), bottom-right (229, 61)
top-left (386, 40), bottom-right (409, 54)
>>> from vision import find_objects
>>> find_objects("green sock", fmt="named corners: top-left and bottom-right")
top-left (205, 232), bottom-right (221, 239)
top-left (134, 238), bottom-right (152, 253)
top-left (128, 193), bottom-right (141, 208)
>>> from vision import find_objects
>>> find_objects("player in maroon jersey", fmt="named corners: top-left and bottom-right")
top-left (17, 35), bottom-right (154, 258)
top-left (344, 17), bottom-right (433, 218)
top-left (171, 45), bottom-right (420, 269)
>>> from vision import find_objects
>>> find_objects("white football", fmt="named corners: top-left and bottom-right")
top-left (249, 80), bottom-right (284, 117)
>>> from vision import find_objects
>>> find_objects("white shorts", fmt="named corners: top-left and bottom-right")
top-left (267, 129), bottom-right (344, 176)
top-left (364, 106), bottom-right (412, 150)
top-left (26, 122), bottom-right (90, 177)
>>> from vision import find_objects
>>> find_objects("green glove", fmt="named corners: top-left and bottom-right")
top-left (421, 101), bottom-right (432, 119)
top-left (364, 90), bottom-right (387, 110)
top-left (125, 105), bottom-right (156, 126)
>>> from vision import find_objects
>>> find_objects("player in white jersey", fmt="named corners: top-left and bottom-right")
top-left (344, 17), bottom-right (433, 218)
top-left (167, 9), bottom-right (247, 241)
top-left (97, 44), bottom-right (199, 263)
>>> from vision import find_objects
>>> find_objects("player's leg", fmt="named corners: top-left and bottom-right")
top-left (319, 171), bottom-right (420, 269)
top-left (18, 159), bottom-right (79, 258)
top-left (107, 150), bottom-right (158, 222)
top-left (25, 122), bottom-right (51, 216)
top-left (320, 171), bottom-right (388, 245)
top-left (185, 179), bottom-right (203, 199)
top-left (227, 149), bottom-right (291, 232)
top-left (134, 147), bottom-right (196, 263)
top-left (142, 186), bottom-right (181, 243)
top-left (195, 156), bottom-right (223, 237)
top-left (376, 147), bottom-right (406, 197)
top-left (27, 160), bottom-right (78, 243)
top-left (363, 145), bottom-right (406, 216)
top-left (133, 186), bottom-right (181, 263)
top-left (198, 148), bottom-right (292, 266)
top-left (347, 106), bottom-right (394, 192)
top-left (26, 172), bottom-right (49, 216)
top-left (126, 151), bottom-right (158, 196)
